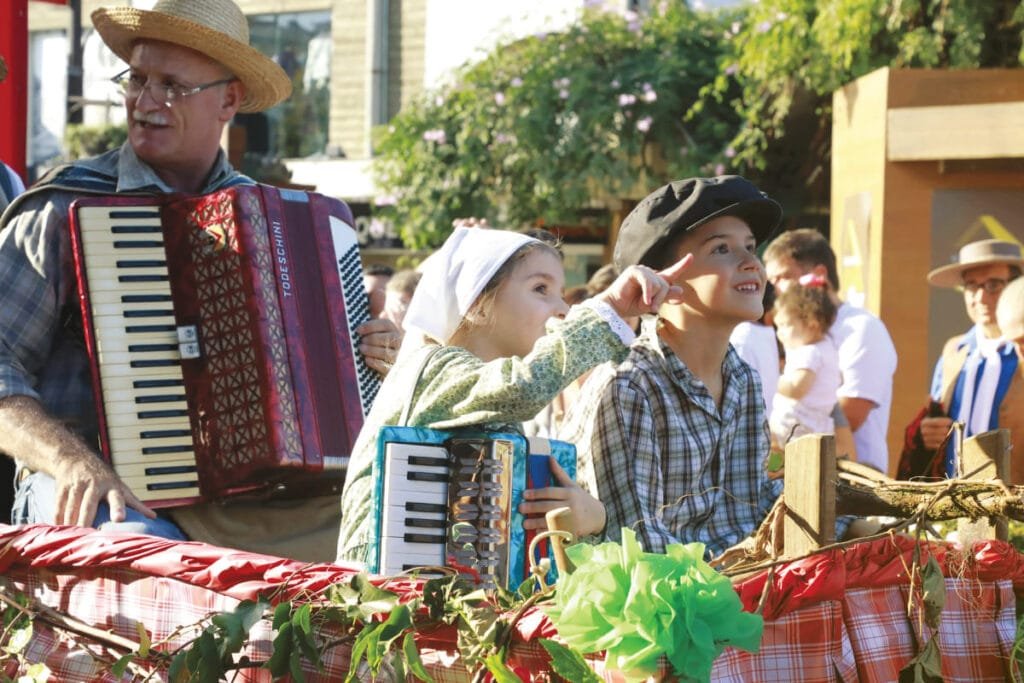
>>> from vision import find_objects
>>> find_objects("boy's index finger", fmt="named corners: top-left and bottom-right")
top-left (658, 253), bottom-right (694, 281)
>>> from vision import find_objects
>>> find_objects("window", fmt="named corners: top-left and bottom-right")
top-left (243, 11), bottom-right (331, 160)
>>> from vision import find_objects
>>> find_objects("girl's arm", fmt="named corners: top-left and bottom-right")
top-left (519, 457), bottom-right (606, 537)
top-left (776, 367), bottom-right (816, 400)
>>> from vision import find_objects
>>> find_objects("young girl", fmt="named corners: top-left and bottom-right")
top-left (336, 226), bottom-right (686, 564)
top-left (769, 274), bottom-right (841, 448)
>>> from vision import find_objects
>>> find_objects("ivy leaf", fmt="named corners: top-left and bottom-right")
top-left (403, 631), bottom-right (436, 683)
top-left (168, 650), bottom-right (187, 683)
top-left (346, 623), bottom-right (375, 682)
top-left (272, 602), bottom-right (291, 631)
top-left (483, 649), bottom-right (523, 683)
top-left (6, 621), bottom-right (32, 654)
top-left (289, 647), bottom-right (308, 683)
top-left (135, 621), bottom-right (151, 658)
top-left (920, 556), bottom-right (946, 630)
top-left (110, 654), bottom-right (133, 678)
top-left (898, 635), bottom-right (943, 683)
top-left (266, 621), bottom-right (294, 678)
top-left (539, 639), bottom-right (603, 683)
top-left (235, 598), bottom-right (270, 632)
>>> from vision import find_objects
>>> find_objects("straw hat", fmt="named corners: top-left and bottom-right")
top-left (927, 239), bottom-right (1024, 288)
top-left (91, 0), bottom-right (292, 113)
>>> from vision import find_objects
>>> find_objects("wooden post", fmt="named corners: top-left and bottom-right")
top-left (957, 429), bottom-right (1011, 544)
top-left (783, 434), bottom-right (837, 558)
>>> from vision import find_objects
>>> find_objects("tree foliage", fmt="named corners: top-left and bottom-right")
top-left (373, 3), bottom-right (740, 248)
top-left (714, 0), bottom-right (1024, 217)
top-left (373, 1), bottom-right (1024, 248)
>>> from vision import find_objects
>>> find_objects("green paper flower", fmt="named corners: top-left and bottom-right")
top-left (544, 529), bottom-right (763, 682)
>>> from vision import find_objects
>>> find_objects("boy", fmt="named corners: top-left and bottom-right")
top-left (559, 176), bottom-right (782, 556)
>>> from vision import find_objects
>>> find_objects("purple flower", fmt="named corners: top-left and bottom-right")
top-left (618, 93), bottom-right (637, 106)
top-left (511, 76), bottom-right (523, 87)
top-left (553, 77), bottom-right (571, 88)
top-left (636, 116), bottom-right (653, 133)
top-left (494, 91), bottom-right (506, 106)
top-left (434, 95), bottom-right (445, 107)
top-left (725, 63), bottom-right (738, 76)
top-left (776, 11), bottom-right (788, 20)
top-left (494, 132), bottom-right (517, 145)
top-left (756, 20), bottom-right (772, 33)
top-left (422, 129), bottom-right (447, 144)
top-left (611, 79), bottom-right (621, 89)
top-left (714, 163), bottom-right (725, 175)
top-left (374, 194), bottom-right (398, 207)
top-left (559, 88), bottom-right (570, 99)
top-left (642, 82), bottom-right (653, 92)
top-left (725, 147), bottom-right (736, 158)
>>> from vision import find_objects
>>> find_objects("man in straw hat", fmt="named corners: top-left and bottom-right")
top-left (0, 0), bottom-right (399, 561)
top-left (919, 239), bottom-right (1024, 482)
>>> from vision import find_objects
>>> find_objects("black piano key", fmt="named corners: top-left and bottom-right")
top-left (407, 455), bottom-right (449, 468)
top-left (146, 480), bottom-right (199, 491)
top-left (124, 309), bottom-right (174, 319)
top-left (132, 378), bottom-right (185, 389)
top-left (141, 444), bottom-right (194, 455)
top-left (118, 274), bottom-right (169, 283)
top-left (405, 517), bottom-right (446, 529)
top-left (405, 502), bottom-right (447, 513)
top-left (127, 343), bottom-right (178, 353)
top-left (408, 471), bottom-right (447, 483)
top-left (404, 532), bottom-right (446, 544)
top-left (135, 394), bottom-right (186, 404)
top-left (140, 429), bottom-right (192, 439)
top-left (126, 325), bottom-right (177, 334)
top-left (113, 240), bottom-right (164, 248)
top-left (137, 409), bottom-right (189, 419)
top-left (110, 225), bottom-right (161, 233)
top-left (115, 260), bottom-right (167, 268)
top-left (109, 210), bottom-right (160, 221)
top-left (130, 359), bottom-right (180, 368)
top-left (144, 465), bottom-right (197, 476)
top-left (121, 294), bottom-right (172, 303)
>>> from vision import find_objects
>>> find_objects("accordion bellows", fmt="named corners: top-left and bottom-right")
top-left (69, 185), bottom-right (380, 506)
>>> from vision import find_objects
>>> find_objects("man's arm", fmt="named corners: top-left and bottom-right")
top-left (838, 395), bottom-right (876, 432)
top-left (0, 194), bottom-right (154, 527)
top-left (0, 395), bottom-right (154, 525)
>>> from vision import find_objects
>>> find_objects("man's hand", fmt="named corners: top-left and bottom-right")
top-left (0, 395), bottom-right (155, 527)
top-left (920, 415), bottom-right (954, 451)
top-left (357, 317), bottom-right (402, 375)
top-left (53, 455), bottom-right (155, 526)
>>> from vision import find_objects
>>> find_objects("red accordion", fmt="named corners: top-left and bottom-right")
top-left (68, 184), bottom-right (380, 506)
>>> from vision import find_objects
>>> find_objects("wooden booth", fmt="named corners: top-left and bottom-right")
top-left (830, 67), bottom-right (1024, 474)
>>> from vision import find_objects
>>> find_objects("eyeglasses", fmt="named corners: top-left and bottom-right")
top-left (959, 278), bottom-right (1009, 295)
top-left (111, 68), bottom-right (235, 107)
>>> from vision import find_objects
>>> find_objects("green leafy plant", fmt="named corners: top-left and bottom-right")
top-left (372, 3), bottom-right (741, 248)
top-left (65, 123), bottom-right (128, 160)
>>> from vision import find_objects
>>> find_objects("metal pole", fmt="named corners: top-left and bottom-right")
top-left (0, 0), bottom-right (30, 179)
top-left (67, 0), bottom-right (83, 125)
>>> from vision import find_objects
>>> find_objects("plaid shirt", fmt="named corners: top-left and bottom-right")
top-left (559, 316), bottom-right (781, 557)
top-left (0, 144), bottom-right (242, 440)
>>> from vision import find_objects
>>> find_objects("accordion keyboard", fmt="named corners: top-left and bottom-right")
top-left (76, 205), bottom-right (200, 501)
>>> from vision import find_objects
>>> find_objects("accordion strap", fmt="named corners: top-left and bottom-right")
top-left (398, 345), bottom-right (442, 427)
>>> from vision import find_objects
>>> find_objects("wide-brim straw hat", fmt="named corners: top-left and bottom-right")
top-left (91, 0), bottom-right (292, 113)
top-left (927, 239), bottom-right (1024, 288)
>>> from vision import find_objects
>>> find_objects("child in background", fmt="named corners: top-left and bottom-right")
top-left (336, 226), bottom-right (687, 564)
top-left (769, 274), bottom-right (841, 448)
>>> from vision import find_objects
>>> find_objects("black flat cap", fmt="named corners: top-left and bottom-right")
top-left (613, 176), bottom-right (783, 270)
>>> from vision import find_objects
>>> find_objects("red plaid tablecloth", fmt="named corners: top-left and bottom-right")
top-left (1, 524), bottom-right (1022, 682)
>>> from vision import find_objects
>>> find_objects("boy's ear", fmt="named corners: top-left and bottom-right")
top-left (811, 263), bottom-right (829, 282)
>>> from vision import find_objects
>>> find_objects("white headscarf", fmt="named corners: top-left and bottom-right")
top-left (398, 227), bottom-right (541, 359)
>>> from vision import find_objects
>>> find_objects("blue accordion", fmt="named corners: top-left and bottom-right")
top-left (367, 426), bottom-right (576, 590)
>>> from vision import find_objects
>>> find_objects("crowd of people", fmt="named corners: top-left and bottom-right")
top-left (0, 0), bottom-right (1022, 568)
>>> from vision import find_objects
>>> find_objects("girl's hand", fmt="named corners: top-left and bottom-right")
top-left (595, 255), bottom-right (691, 319)
top-left (518, 457), bottom-right (606, 538)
